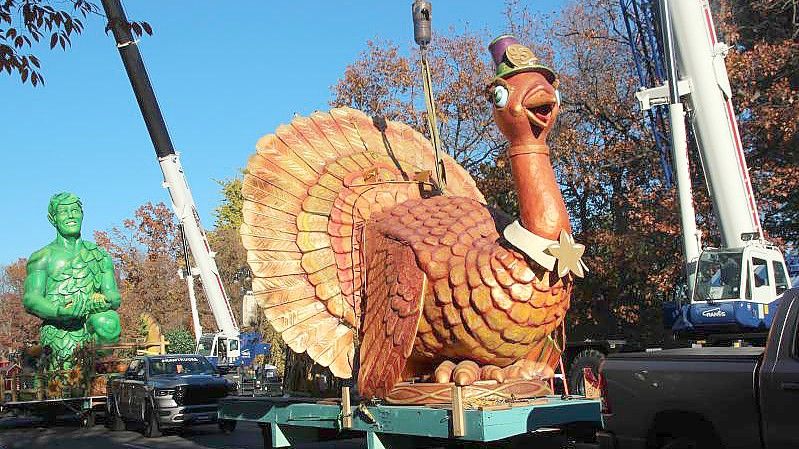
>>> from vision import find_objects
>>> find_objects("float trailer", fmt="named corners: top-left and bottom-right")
top-left (219, 391), bottom-right (601, 448)
top-left (0, 395), bottom-right (105, 427)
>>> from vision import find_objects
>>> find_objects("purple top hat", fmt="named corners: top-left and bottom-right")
top-left (488, 34), bottom-right (556, 82)
top-left (489, 35), bottom-right (520, 67)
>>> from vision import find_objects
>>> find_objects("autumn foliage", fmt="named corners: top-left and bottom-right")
top-left (0, 258), bottom-right (39, 351)
top-left (93, 202), bottom-right (202, 341)
top-left (92, 201), bottom-right (256, 344)
top-left (719, 0), bottom-right (799, 244)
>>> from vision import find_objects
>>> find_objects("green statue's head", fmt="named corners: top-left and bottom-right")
top-left (48, 192), bottom-right (83, 238)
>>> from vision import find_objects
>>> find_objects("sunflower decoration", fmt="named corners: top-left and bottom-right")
top-left (66, 366), bottom-right (84, 388)
top-left (46, 377), bottom-right (64, 399)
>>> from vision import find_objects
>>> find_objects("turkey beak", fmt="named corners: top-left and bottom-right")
top-left (523, 88), bottom-right (557, 130)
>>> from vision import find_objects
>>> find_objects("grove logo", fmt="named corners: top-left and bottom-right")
top-left (701, 307), bottom-right (727, 318)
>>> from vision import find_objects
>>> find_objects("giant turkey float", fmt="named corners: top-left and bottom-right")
top-left (239, 34), bottom-right (586, 405)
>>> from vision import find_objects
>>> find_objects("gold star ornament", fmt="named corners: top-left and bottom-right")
top-left (547, 230), bottom-right (588, 278)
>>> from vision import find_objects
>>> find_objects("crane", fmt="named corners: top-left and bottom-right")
top-left (100, 0), bottom-right (268, 367)
top-left (632, 0), bottom-right (791, 339)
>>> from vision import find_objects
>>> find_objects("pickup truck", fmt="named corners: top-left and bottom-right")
top-left (598, 288), bottom-right (799, 449)
top-left (106, 354), bottom-right (235, 437)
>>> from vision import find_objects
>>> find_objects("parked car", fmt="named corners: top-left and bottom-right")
top-left (598, 288), bottom-right (799, 449)
top-left (106, 354), bottom-right (236, 437)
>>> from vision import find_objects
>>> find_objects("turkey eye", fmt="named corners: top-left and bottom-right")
top-left (492, 85), bottom-right (509, 108)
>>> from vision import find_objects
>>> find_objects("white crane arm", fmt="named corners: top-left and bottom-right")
top-left (160, 154), bottom-right (240, 338)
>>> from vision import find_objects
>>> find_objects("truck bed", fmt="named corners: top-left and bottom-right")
top-left (602, 347), bottom-right (763, 449)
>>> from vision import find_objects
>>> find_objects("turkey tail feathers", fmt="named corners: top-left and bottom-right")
top-left (241, 107), bottom-right (484, 378)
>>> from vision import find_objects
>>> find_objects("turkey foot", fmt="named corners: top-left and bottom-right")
top-left (503, 359), bottom-right (554, 381)
top-left (433, 359), bottom-right (552, 386)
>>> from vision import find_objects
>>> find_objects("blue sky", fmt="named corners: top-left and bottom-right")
top-left (1, 0), bottom-right (563, 265)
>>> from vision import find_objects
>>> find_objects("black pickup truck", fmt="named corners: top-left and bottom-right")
top-left (598, 288), bottom-right (799, 449)
top-left (106, 354), bottom-right (235, 437)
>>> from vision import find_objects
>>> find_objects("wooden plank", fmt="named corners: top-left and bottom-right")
top-left (478, 404), bottom-right (512, 411)
top-left (451, 385), bottom-right (465, 437)
top-left (510, 398), bottom-right (549, 407)
top-left (341, 386), bottom-right (352, 429)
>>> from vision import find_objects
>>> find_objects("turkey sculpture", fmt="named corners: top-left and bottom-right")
top-left (240, 35), bottom-right (586, 402)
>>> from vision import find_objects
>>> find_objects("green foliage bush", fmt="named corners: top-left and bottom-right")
top-left (165, 328), bottom-right (196, 354)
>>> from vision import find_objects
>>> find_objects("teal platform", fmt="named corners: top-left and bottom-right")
top-left (219, 395), bottom-right (601, 448)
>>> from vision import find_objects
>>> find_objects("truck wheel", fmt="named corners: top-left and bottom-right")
top-left (219, 419), bottom-right (237, 434)
top-left (567, 349), bottom-right (605, 396)
top-left (143, 403), bottom-right (162, 438)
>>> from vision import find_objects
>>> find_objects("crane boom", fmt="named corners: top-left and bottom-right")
top-left (658, 0), bottom-right (702, 296)
top-left (101, 0), bottom-right (239, 338)
top-left (160, 156), bottom-right (239, 337)
top-left (667, 0), bottom-right (762, 248)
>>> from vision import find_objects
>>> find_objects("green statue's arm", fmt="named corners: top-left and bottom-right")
top-left (99, 252), bottom-right (121, 310)
top-left (22, 248), bottom-right (61, 321)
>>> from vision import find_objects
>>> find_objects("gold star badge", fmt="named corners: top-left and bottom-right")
top-left (547, 230), bottom-right (587, 278)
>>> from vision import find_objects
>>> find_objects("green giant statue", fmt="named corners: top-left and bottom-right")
top-left (23, 192), bottom-right (122, 371)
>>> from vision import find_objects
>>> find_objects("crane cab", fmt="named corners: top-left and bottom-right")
top-left (672, 245), bottom-right (792, 334)
top-left (196, 332), bottom-right (241, 368)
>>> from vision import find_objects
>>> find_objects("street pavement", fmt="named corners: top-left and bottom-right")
top-left (0, 417), bottom-right (364, 449)
top-left (0, 416), bottom-right (577, 448)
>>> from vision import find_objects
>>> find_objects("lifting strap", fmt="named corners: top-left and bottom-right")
top-left (420, 48), bottom-right (447, 191)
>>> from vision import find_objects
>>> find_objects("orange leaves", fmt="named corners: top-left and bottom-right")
top-left (330, 33), bottom-right (504, 170)
top-left (717, 0), bottom-right (799, 243)
top-left (0, 258), bottom-right (40, 349)
top-left (92, 201), bottom-right (221, 342)
top-left (331, 41), bottom-right (417, 126)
